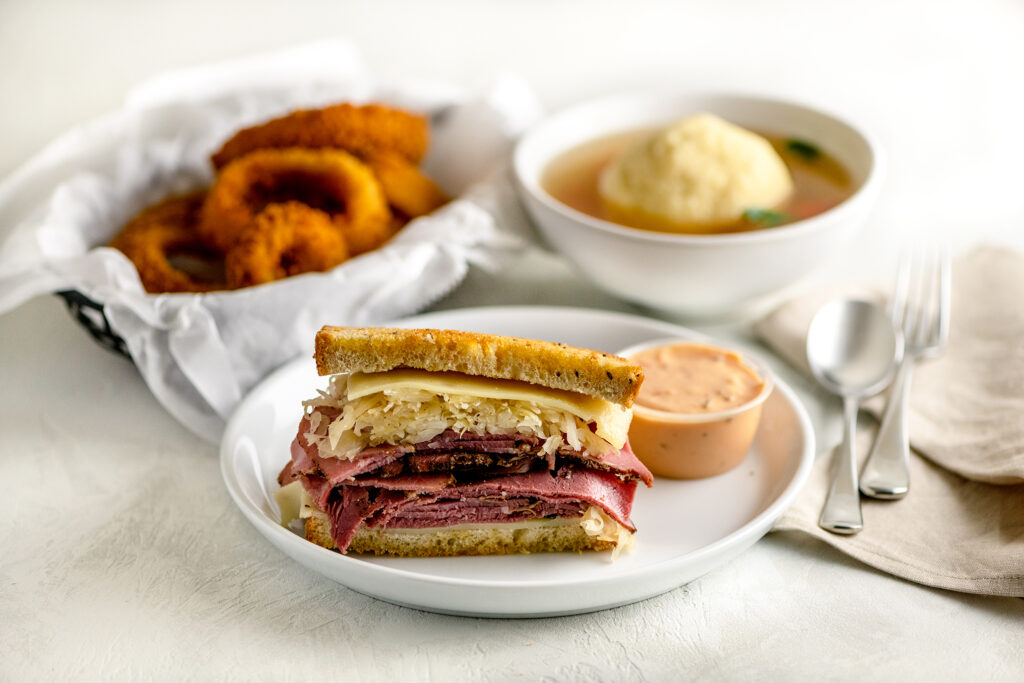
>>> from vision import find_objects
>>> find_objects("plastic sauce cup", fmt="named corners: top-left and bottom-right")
top-left (617, 338), bottom-right (774, 479)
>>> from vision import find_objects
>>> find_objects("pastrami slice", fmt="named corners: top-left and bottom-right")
top-left (286, 418), bottom-right (652, 486)
top-left (322, 467), bottom-right (640, 553)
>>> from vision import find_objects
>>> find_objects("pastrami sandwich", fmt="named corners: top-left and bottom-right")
top-left (276, 326), bottom-right (653, 557)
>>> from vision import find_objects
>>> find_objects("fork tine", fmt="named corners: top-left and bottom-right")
top-left (908, 244), bottom-right (949, 351)
top-left (891, 249), bottom-right (912, 329)
top-left (906, 247), bottom-right (931, 346)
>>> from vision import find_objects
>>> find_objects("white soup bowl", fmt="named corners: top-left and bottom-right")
top-left (513, 92), bottom-right (884, 318)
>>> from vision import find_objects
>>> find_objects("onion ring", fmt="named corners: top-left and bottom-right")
top-left (198, 147), bottom-right (391, 254)
top-left (364, 152), bottom-right (450, 220)
top-left (225, 202), bottom-right (349, 288)
top-left (210, 103), bottom-right (429, 170)
top-left (110, 193), bottom-right (225, 293)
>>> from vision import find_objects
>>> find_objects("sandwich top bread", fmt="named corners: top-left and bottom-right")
top-left (314, 326), bottom-right (645, 406)
top-left (277, 326), bottom-right (653, 558)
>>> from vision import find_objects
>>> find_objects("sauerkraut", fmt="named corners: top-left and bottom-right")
top-left (580, 505), bottom-right (635, 559)
top-left (302, 374), bottom-right (617, 461)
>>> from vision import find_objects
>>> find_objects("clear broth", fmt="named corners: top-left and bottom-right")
top-left (541, 127), bottom-right (856, 235)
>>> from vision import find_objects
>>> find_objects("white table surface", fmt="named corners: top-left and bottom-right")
top-left (2, 1), bottom-right (1023, 680)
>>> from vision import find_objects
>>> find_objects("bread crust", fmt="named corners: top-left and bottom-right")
top-left (304, 516), bottom-right (615, 557)
top-left (314, 326), bottom-right (643, 406)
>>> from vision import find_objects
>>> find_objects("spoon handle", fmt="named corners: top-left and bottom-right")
top-left (860, 360), bottom-right (913, 499)
top-left (819, 396), bottom-right (864, 534)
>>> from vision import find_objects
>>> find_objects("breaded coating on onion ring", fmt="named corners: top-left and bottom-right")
top-left (198, 147), bottom-right (392, 254)
top-left (110, 193), bottom-right (225, 293)
top-left (225, 201), bottom-right (349, 288)
top-left (210, 103), bottom-right (429, 170)
top-left (364, 152), bottom-right (450, 220)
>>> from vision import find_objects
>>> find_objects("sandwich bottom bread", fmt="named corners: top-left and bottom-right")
top-left (304, 515), bottom-right (617, 556)
top-left (276, 326), bottom-right (653, 558)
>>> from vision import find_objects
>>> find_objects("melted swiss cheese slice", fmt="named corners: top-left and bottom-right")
top-left (346, 369), bottom-right (631, 448)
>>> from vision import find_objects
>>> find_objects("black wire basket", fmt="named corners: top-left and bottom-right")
top-left (55, 290), bottom-right (131, 359)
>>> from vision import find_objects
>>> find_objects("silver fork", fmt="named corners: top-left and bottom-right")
top-left (860, 245), bottom-right (951, 499)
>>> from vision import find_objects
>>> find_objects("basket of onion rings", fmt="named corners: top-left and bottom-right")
top-left (0, 42), bottom-right (536, 442)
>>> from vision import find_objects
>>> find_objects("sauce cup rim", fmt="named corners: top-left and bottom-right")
top-left (617, 337), bottom-right (775, 424)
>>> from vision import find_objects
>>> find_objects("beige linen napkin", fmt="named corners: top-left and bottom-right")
top-left (756, 245), bottom-right (1024, 597)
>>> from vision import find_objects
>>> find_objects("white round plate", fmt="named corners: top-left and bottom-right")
top-left (220, 306), bottom-right (814, 618)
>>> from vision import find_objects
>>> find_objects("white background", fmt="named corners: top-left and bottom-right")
top-left (2, 1), bottom-right (1023, 680)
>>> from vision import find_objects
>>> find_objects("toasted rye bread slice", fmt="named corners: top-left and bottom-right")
top-left (305, 516), bottom-right (615, 557)
top-left (314, 326), bottom-right (643, 406)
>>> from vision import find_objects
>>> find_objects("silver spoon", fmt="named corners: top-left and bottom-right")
top-left (806, 299), bottom-right (902, 534)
